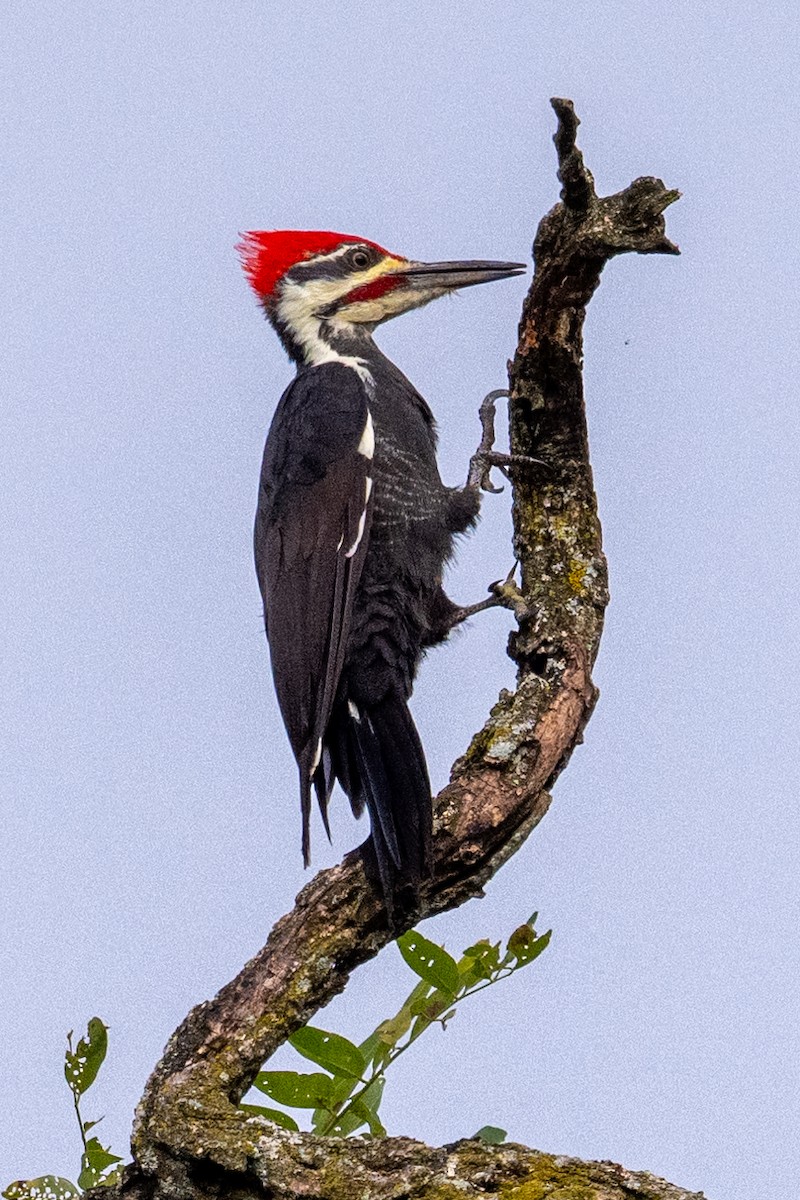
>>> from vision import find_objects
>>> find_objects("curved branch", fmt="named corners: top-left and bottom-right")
top-left (108, 101), bottom-right (684, 1199)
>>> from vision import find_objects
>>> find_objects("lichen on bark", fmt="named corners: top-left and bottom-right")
top-left (88, 100), bottom-right (694, 1200)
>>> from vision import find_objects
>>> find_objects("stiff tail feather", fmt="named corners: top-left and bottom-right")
top-left (344, 692), bottom-right (432, 911)
top-left (305, 692), bottom-right (432, 915)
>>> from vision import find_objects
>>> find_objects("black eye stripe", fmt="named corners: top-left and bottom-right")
top-left (286, 245), bottom-right (379, 285)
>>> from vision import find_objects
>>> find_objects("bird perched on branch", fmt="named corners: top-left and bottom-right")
top-left (238, 229), bottom-right (525, 914)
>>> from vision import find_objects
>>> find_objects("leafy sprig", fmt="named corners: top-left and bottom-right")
top-left (248, 915), bottom-right (550, 1138)
top-left (2, 914), bottom-right (550, 1194)
top-left (2, 1019), bottom-right (124, 1200)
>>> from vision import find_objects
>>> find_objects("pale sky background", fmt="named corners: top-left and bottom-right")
top-left (2, 3), bottom-right (798, 1198)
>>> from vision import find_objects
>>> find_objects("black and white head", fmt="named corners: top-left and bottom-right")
top-left (238, 229), bottom-right (526, 365)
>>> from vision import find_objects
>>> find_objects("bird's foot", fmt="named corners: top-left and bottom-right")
top-left (446, 563), bottom-right (531, 629)
top-left (467, 389), bottom-right (544, 494)
top-left (489, 566), bottom-right (531, 622)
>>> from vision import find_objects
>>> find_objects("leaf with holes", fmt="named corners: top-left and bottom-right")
top-left (506, 926), bottom-right (551, 966)
top-left (254, 1070), bottom-right (335, 1111)
top-left (397, 931), bottom-right (459, 995)
top-left (77, 1138), bottom-right (123, 1189)
top-left (289, 1025), bottom-right (366, 1080)
top-left (462, 939), bottom-right (502, 980)
top-left (2, 1180), bottom-right (81, 1200)
top-left (64, 1018), bottom-right (108, 1098)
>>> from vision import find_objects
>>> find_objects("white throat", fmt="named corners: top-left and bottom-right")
top-left (276, 278), bottom-right (373, 383)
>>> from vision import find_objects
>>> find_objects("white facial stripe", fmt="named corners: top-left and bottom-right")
top-left (358, 411), bottom-right (375, 459)
top-left (313, 245), bottom-right (362, 265)
top-left (279, 257), bottom-right (406, 327)
top-left (276, 278), bottom-right (344, 363)
top-left (276, 255), bottom-right (408, 364)
top-left (277, 278), bottom-right (375, 381)
top-left (348, 700), bottom-right (360, 721)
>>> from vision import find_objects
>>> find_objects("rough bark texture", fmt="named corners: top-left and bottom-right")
top-left (93, 102), bottom-right (694, 1200)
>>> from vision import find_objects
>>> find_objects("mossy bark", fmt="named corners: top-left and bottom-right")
top-left (90, 101), bottom-right (693, 1200)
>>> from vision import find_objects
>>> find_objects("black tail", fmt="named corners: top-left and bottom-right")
top-left (324, 692), bottom-right (432, 912)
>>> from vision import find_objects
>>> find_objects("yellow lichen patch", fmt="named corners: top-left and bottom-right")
top-left (567, 559), bottom-right (586, 595)
top-left (500, 1154), bottom-right (597, 1199)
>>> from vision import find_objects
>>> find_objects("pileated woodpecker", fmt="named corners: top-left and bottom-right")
top-left (238, 230), bottom-right (525, 910)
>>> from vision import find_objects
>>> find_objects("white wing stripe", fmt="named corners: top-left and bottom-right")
top-left (345, 507), bottom-right (368, 558)
top-left (357, 410), bottom-right (375, 459)
top-left (309, 737), bottom-right (323, 777)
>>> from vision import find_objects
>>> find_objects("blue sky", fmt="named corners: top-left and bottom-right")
top-left (2, 3), bottom-right (799, 1198)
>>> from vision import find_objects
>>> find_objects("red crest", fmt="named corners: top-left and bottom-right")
top-left (237, 230), bottom-right (390, 300)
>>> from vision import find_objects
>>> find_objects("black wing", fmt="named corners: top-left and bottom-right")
top-left (254, 361), bottom-right (374, 864)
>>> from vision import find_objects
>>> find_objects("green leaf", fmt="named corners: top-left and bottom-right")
top-left (315, 1103), bottom-right (363, 1137)
top-left (397, 930), bottom-right (459, 995)
top-left (79, 1170), bottom-right (118, 1192)
top-left (76, 1136), bottom-right (124, 1188)
top-left (84, 1136), bottom-right (122, 1173)
top-left (474, 1125), bottom-right (507, 1145)
top-left (326, 1077), bottom-right (386, 1138)
top-left (77, 1134), bottom-right (123, 1189)
top-left (91, 1169), bottom-right (124, 1191)
top-left (254, 1070), bottom-right (335, 1110)
top-left (506, 926), bottom-right (551, 966)
top-left (505, 924), bottom-right (534, 958)
top-left (310, 1063), bottom-right (366, 1133)
top-left (2, 1179), bottom-right (81, 1200)
top-left (64, 1018), bottom-right (108, 1098)
top-left (349, 1097), bottom-right (386, 1137)
top-left (406, 988), bottom-right (458, 1044)
top-left (369, 978), bottom-right (433, 1063)
top-left (356, 1028), bottom-right (385, 1068)
top-left (409, 990), bottom-right (456, 1022)
top-left (239, 1103), bottom-right (299, 1131)
top-left (357, 1075), bottom-right (385, 1117)
top-left (457, 957), bottom-right (489, 989)
top-left (289, 1025), bottom-right (366, 1080)
top-left (373, 1006), bottom-right (416, 1049)
top-left (462, 938), bottom-right (493, 959)
top-left (461, 940), bottom-right (502, 980)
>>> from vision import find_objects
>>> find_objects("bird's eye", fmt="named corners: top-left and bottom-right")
top-left (351, 249), bottom-right (371, 269)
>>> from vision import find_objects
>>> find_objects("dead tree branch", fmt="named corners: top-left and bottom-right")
top-left (99, 100), bottom-right (687, 1200)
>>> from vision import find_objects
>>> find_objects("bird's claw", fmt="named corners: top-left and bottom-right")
top-left (467, 389), bottom-right (544, 493)
top-left (468, 456), bottom-right (505, 494)
top-left (445, 562), bottom-right (531, 630)
top-left (488, 562), bottom-right (531, 622)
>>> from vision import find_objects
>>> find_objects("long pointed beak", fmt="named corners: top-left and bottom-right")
top-left (398, 259), bottom-right (527, 291)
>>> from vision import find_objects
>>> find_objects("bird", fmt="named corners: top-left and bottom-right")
top-left (238, 229), bottom-right (526, 913)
